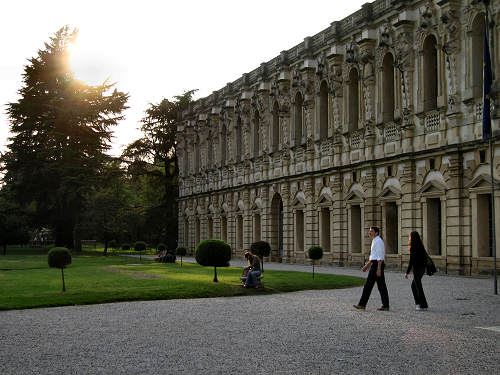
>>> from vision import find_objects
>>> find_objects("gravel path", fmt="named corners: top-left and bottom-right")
top-left (1, 258), bottom-right (499, 374)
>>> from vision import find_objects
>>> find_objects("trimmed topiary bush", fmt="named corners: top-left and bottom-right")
top-left (176, 246), bottom-right (187, 267)
top-left (308, 246), bottom-right (323, 279)
top-left (195, 239), bottom-right (231, 282)
top-left (250, 241), bottom-right (271, 272)
top-left (134, 241), bottom-right (147, 261)
top-left (48, 247), bottom-right (72, 292)
top-left (122, 243), bottom-right (130, 250)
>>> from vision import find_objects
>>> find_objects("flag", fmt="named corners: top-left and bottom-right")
top-left (483, 13), bottom-right (492, 141)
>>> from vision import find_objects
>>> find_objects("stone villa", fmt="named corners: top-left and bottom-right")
top-left (176, 0), bottom-right (500, 274)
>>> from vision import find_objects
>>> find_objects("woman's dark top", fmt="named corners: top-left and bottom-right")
top-left (406, 245), bottom-right (427, 274)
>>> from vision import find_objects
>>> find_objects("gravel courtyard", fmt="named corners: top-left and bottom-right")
top-left (1, 259), bottom-right (499, 374)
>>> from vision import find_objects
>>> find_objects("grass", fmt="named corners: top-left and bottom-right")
top-left (0, 253), bottom-right (365, 310)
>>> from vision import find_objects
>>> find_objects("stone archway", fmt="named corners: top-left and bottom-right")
top-left (271, 193), bottom-right (284, 261)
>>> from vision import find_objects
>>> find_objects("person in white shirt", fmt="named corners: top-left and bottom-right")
top-left (353, 226), bottom-right (390, 311)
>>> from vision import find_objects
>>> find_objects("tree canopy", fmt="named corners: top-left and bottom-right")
top-left (1, 26), bottom-right (129, 248)
top-left (122, 91), bottom-right (195, 250)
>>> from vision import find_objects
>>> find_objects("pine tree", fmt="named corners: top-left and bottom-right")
top-left (2, 26), bottom-right (129, 248)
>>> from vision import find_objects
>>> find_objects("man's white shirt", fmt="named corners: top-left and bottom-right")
top-left (369, 235), bottom-right (385, 261)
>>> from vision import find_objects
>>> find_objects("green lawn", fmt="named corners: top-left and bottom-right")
top-left (0, 253), bottom-right (365, 310)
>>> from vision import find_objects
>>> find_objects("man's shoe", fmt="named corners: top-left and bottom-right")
top-left (353, 304), bottom-right (366, 310)
top-left (377, 306), bottom-right (390, 311)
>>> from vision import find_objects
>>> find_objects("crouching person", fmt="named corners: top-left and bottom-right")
top-left (243, 251), bottom-right (261, 288)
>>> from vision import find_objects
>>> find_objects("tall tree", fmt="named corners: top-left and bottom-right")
top-left (123, 91), bottom-right (195, 250)
top-left (1, 26), bottom-right (128, 248)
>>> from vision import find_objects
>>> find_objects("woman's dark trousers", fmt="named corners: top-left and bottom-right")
top-left (411, 267), bottom-right (428, 308)
top-left (358, 261), bottom-right (390, 308)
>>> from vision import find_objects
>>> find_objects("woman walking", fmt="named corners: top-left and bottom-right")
top-left (405, 231), bottom-right (429, 310)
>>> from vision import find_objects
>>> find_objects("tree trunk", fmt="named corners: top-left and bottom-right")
top-left (312, 262), bottom-right (315, 279)
top-left (103, 239), bottom-right (108, 256)
top-left (180, 256), bottom-right (183, 267)
top-left (2, 244), bottom-right (6, 256)
top-left (61, 268), bottom-right (66, 292)
top-left (213, 266), bottom-right (218, 282)
top-left (260, 256), bottom-right (264, 273)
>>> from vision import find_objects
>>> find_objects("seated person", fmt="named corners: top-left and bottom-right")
top-left (155, 250), bottom-right (167, 262)
top-left (243, 251), bottom-right (261, 288)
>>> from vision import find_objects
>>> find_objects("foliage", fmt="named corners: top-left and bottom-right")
top-left (0, 188), bottom-right (31, 255)
top-left (48, 247), bottom-right (72, 268)
top-left (48, 246), bottom-right (72, 292)
top-left (176, 246), bottom-right (187, 267)
top-left (308, 246), bottom-right (324, 260)
top-left (250, 240), bottom-right (271, 272)
top-left (134, 241), bottom-right (147, 251)
top-left (122, 91), bottom-right (195, 250)
top-left (307, 246), bottom-right (323, 279)
top-left (157, 243), bottom-right (166, 252)
top-left (195, 239), bottom-right (231, 282)
top-left (175, 247), bottom-right (187, 257)
top-left (1, 26), bottom-right (128, 248)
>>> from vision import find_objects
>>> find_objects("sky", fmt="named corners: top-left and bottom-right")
top-left (1, 0), bottom-right (367, 156)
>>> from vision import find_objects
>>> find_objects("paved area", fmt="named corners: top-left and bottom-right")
top-left (1, 258), bottom-right (499, 374)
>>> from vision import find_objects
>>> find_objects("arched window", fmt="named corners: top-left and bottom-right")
top-left (348, 68), bottom-right (359, 132)
top-left (184, 147), bottom-right (189, 175)
top-left (195, 135), bottom-right (200, 172)
top-left (382, 53), bottom-right (395, 122)
top-left (236, 116), bottom-right (242, 161)
top-left (423, 35), bottom-right (438, 112)
top-left (207, 132), bottom-right (213, 166)
top-left (471, 14), bottom-right (485, 99)
top-left (220, 124), bottom-right (226, 165)
top-left (294, 92), bottom-right (303, 145)
top-left (272, 101), bottom-right (279, 152)
top-left (319, 81), bottom-right (329, 140)
top-left (253, 110), bottom-right (259, 157)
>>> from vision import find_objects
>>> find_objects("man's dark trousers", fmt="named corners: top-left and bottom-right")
top-left (358, 261), bottom-right (389, 307)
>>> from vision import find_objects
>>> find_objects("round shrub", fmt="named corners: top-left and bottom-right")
top-left (48, 247), bottom-right (72, 269)
top-left (250, 241), bottom-right (271, 258)
top-left (157, 243), bottom-right (166, 252)
top-left (176, 247), bottom-right (187, 257)
top-left (308, 246), bottom-right (323, 260)
top-left (122, 243), bottom-right (130, 250)
top-left (195, 239), bottom-right (231, 282)
top-left (134, 241), bottom-right (147, 251)
top-left (195, 239), bottom-right (231, 267)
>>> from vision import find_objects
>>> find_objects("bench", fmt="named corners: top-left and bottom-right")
top-left (240, 274), bottom-right (264, 288)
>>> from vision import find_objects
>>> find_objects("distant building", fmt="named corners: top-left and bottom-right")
top-left (177, 0), bottom-right (500, 275)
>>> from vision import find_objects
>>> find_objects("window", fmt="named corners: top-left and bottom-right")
top-left (221, 216), bottom-right (227, 242)
top-left (382, 53), bottom-right (395, 122)
top-left (236, 117), bottom-right (242, 161)
top-left (426, 198), bottom-right (442, 255)
top-left (423, 35), bottom-right (438, 112)
top-left (350, 205), bottom-right (362, 253)
top-left (295, 210), bottom-right (304, 252)
top-left (253, 110), bottom-right (260, 157)
top-left (319, 81), bottom-right (329, 140)
top-left (237, 215), bottom-right (244, 252)
top-left (320, 207), bottom-right (331, 252)
top-left (254, 213), bottom-right (261, 242)
top-left (272, 101), bottom-right (279, 152)
top-left (471, 14), bottom-right (486, 99)
top-left (294, 92), bottom-right (303, 144)
top-left (221, 124), bottom-right (226, 165)
top-left (195, 135), bottom-right (201, 172)
top-left (348, 68), bottom-right (359, 132)
top-left (477, 194), bottom-right (493, 257)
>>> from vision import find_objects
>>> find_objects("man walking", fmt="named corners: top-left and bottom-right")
top-left (353, 226), bottom-right (390, 311)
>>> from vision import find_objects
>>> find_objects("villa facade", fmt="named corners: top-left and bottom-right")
top-left (176, 0), bottom-right (500, 274)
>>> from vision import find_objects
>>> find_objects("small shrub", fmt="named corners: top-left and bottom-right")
top-left (134, 241), bottom-right (147, 261)
top-left (176, 247), bottom-right (187, 266)
top-left (122, 243), bottom-right (130, 250)
top-left (250, 241), bottom-right (271, 272)
top-left (195, 239), bottom-right (231, 282)
top-left (308, 246), bottom-right (323, 279)
top-left (48, 247), bottom-right (72, 292)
